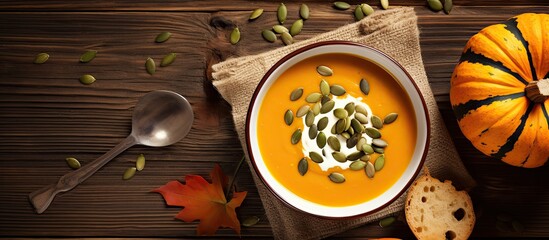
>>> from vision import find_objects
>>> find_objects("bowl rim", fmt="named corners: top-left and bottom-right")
top-left (244, 40), bottom-right (431, 219)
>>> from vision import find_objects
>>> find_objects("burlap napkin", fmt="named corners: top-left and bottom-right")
top-left (211, 7), bottom-right (476, 239)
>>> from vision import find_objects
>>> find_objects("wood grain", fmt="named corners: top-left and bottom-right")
top-left (1, 2), bottom-right (548, 238)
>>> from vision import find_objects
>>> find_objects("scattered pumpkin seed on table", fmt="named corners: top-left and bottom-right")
top-left (230, 27), bottom-right (240, 45)
top-left (380, 0), bottom-right (389, 10)
top-left (249, 9), bottom-right (264, 20)
top-left (361, 4), bottom-right (375, 16)
top-left (427, 0), bottom-right (443, 11)
top-left (354, 5), bottom-right (365, 21)
top-left (281, 32), bottom-right (293, 45)
top-left (79, 50), bottom-right (97, 63)
top-left (136, 153), bottom-right (146, 171)
top-left (242, 216), bottom-right (260, 227)
top-left (79, 74), bottom-right (96, 85)
top-left (299, 4), bottom-right (310, 20)
top-left (34, 53), bottom-right (49, 64)
top-left (65, 157), bottom-right (81, 169)
top-left (443, 0), bottom-right (453, 14)
top-left (262, 29), bottom-right (277, 43)
top-left (290, 19), bottom-right (303, 36)
top-left (273, 25), bottom-right (289, 34)
top-left (333, 1), bottom-right (351, 10)
top-left (145, 57), bottom-right (156, 75)
top-left (379, 216), bottom-right (396, 227)
top-left (277, 3), bottom-right (287, 24)
top-left (123, 167), bottom-right (137, 180)
top-left (155, 32), bottom-right (171, 43)
top-left (160, 53), bottom-right (177, 67)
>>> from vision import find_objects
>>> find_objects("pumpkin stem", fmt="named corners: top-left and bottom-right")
top-left (525, 79), bottom-right (549, 103)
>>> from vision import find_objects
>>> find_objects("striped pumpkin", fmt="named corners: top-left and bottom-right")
top-left (450, 13), bottom-right (549, 168)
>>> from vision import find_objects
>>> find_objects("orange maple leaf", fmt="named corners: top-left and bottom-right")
top-left (153, 164), bottom-right (247, 235)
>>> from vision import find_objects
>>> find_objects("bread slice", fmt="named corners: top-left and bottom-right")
top-left (405, 171), bottom-right (475, 240)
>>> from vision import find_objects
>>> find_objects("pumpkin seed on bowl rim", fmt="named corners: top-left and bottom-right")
top-left (299, 4), bottom-right (310, 20)
top-left (123, 167), bottom-right (137, 180)
top-left (284, 109), bottom-right (294, 125)
top-left (309, 151), bottom-right (324, 163)
top-left (79, 50), bottom-right (97, 63)
top-left (298, 157), bottom-right (308, 176)
top-left (328, 172), bottom-right (345, 183)
top-left (291, 129), bottom-right (302, 144)
top-left (155, 32), bottom-right (171, 43)
top-left (230, 27), bottom-right (240, 45)
top-left (281, 32), bottom-right (293, 46)
top-left (333, 1), bottom-right (351, 10)
top-left (277, 3), bottom-right (287, 24)
top-left (290, 87), bottom-right (304, 101)
top-left (160, 53), bottom-right (177, 67)
top-left (65, 157), bottom-right (81, 169)
top-left (262, 29), bottom-right (277, 43)
top-left (34, 53), bottom-right (49, 64)
top-left (79, 74), bottom-right (96, 85)
top-left (249, 8), bottom-right (264, 20)
top-left (316, 65), bottom-right (333, 76)
top-left (290, 19), bottom-right (303, 36)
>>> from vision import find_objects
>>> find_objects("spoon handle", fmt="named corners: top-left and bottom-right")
top-left (29, 135), bottom-right (137, 214)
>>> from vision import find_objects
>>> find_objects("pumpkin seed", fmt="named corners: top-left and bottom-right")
top-left (262, 29), bottom-right (277, 43)
top-left (361, 4), bottom-right (374, 16)
top-left (355, 104), bottom-right (368, 115)
top-left (371, 115), bottom-right (384, 129)
top-left (328, 136), bottom-right (341, 151)
top-left (330, 85), bottom-right (346, 96)
top-left (308, 124), bottom-right (318, 139)
top-left (322, 149), bottom-right (326, 156)
top-left (34, 53), bottom-right (49, 64)
top-left (381, 0), bottom-right (389, 9)
top-left (317, 132), bottom-right (327, 148)
top-left (320, 100), bottom-right (335, 113)
top-left (344, 102), bottom-right (355, 115)
top-left (350, 160), bottom-right (366, 170)
top-left (333, 1), bottom-right (351, 10)
top-left (354, 5), bottom-right (365, 21)
top-left (347, 127), bottom-right (354, 135)
top-left (320, 79), bottom-right (330, 96)
top-left (351, 118), bottom-right (364, 133)
top-left (383, 113), bottom-right (398, 124)
top-left (312, 102), bottom-right (321, 115)
top-left (347, 151), bottom-right (365, 161)
top-left (372, 138), bottom-right (388, 148)
top-left (341, 132), bottom-right (350, 139)
top-left (136, 153), bottom-right (145, 171)
top-left (316, 65), bottom-right (333, 76)
top-left (300, 4), bottom-right (310, 20)
top-left (332, 151), bottom-right (347, 162)
top-left (365, 161), bottom-right (375, 178)
top-left (65, 157), bottom-right (81, 169)
top-left (355, 112), bottom-right (369, 124)
top-left (249, 9), bottom-right (264, 20)
top-left (328, 172), bottom-right (345, 183)
top-left (79, 50), bottom-right (97, 63)
top-left (79, 74), bottom-right (96, 85)
top-left (427, 0), bottom-right (443, 11)
top-left (317, 117), bottom-right (329, 131)
top-left (443, 0), bottom-right (452, 14)
top-left (160, 53), bottom-right (177, 67)
top-left (155, 32), bottom-right (171, 43)
top-left (230, 28), bottom-right (240, 45)
top-left (346, 134), bottom-right (360, 148)
top-left (360, 154), bottom-right (371, 161)
top-left (306, 93), bottom-right (322, 103)
top-left (305, 110), bottom-right (315, 127)
top-left (145, 57), bottom-right (155, 75)
top-left (344, 116), bottom-right (352, 131)
top-left (360, 78), bottom-right (370, 95)
top-left (309, 151), bottom-right (324, 163)
top-left (277, 3), bottom-right (287, 24)
top-left (296, 105), bottom-right (310, 117)
top-left (321, 95), bottom-right (331, 105)
top-left (290, 19), bottom-right (303, 36)
top-left (374, 147), bottom-right (385, 154)
top-left (284, 109), bottom-right (294, 125)
top-left (365, 127), bottom-right (381, 138)
top-left (298, 158), bottom-right (308, 176)
top-left (336, 119), bottom-right (346, 133)
top-left (273, 25), bottom-right (289, 34)
top-left (374, 154), bottom-right (385, 171)
top-left (356, 138), bottom-right (366, 151)
top-left (123, 167), bottom-right (137, 180)
top-left (334, 108), bottom-right (348, 119)
top-left (281, 32), bottom-right (293, 45)
top-left (362, 144), bottom-right (374, 154)
top-left (290, 87), bottom-right (304, 101)
top-left (291, 129), bottom-right (302, 144)
top-left (242, 216), bottom-right (261, 227)
top-left (379, 216), bottom-right (396, 228)
top-left (331, 123), bottom-right (337, 134)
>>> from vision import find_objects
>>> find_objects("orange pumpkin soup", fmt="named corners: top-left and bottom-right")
top-left (257, 53), bottom-right (417, 207)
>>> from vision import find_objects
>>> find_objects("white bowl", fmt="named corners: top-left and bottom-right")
top-left (245, 41), bottom-right (430, 218)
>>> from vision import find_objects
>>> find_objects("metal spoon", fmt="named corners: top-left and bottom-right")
top-left (29, 90), bottom-right (194, 214)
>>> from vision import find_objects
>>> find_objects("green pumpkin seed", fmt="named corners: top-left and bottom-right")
top-left (379, 216), bottom-right (396, 228)
top-left (321, 96), bottom-right (331, 105)
top-left (309, 151), bottom-right (324, 163)
top-left (334, 108), bottom-right (348, 119)
top-left (372, 138), bottom-right (388, 148)
top-left (328, 136), bottom-right (341, 151)
top-left (347, 127), bottom-right (354, 135)
top-left (374, 146), bottom-right (385, 154)
top-left (262, 29), bottom-right (277, 43)
top-left (273, 25), bottom-right (289, 34)
top-left (155, 32), bottom-right (171, 43)
top-left (347, 151), bottom-right (365, 161)
top-left (320, 100), bottom-right (335, 113)
top-left (317, 132), bottom-right (327, 148)
top-left (306, 92), bottom-right (322, 103)
top-left (290, 19), bottom-right (303, 36)
top-left (277, 3), bottom-right (287, 24)
top-left (300, 4), bottom-right (310, 20)
top-left (360, 78), bottom-right (370, 95)
top-left (374, 154), bottom-right (385, 171)
top-left (330, 85), bottom-right (346, 96)
top-left (341, 132), bottom-right (350, 139)
top-left (346, 134), bottom-right (360, 148)
top-left (365, 161), bottom-right (375, 178)
top-left (362, 144), bottom-right (374, 154)
top-left (312, 102), bottom-right (321, 115)
top-left (371, 115), bottom-right (384, 129)
top-left (322, 149), bottom-right (326, 156)
top-left (443, 0), bottom-right (452, 14)
top-left (145, 57), bottom-right (155, 75)
top-left (308, 124), bottom-right (318, 139)
top-left (332, 151), bottom-right (346, 162)
top-left (336, 119), bottom-right (346, 134)
top-left (344, 102), bottom-right (355, 115)
top-left (355, 104), bottom-right (368, 115)
top-left (123, 167), bottom-right (137, 180)
top-left (305, 110), bottom-right (315, 127)
top-left (344, 116), bottom-right (352, 131)
top-left (291, 129), bottom-right (302, 144)
top-left (79, 74), bottom-right (96, 85)
top-left (365, 127), bottom-right (381, 139)
top-left (298, 158), bottom-right (308, 176)
top-left (354, 5), bottom-right (365, 21)
top-left (384, 113), bottom-right (398, 124)
top-left (360, 154), bottom-right (371, 161)
top-left (65, 157), bottom-right (81, 169)
top-left (281, 32), bottom-right (293, 45)
top-left (355, 112), bottom-right (369, 124)
top-left (350, 119), bottom-right (363, 133)
top-left (331, 124), bottom-right (337, 134)
top-left (361, 4), bottom-right (374, 16)
top-left (296, 105), bottom-right (310, 117)
top-left (381, 0), bottom-right (389, 10)
top-left (34, 53), bottom-right (49, 64)
top-left (249, 9), bottom-right (264, 20)
top-left (356, 138), bottom-right (366, 151)
top-left (328, 172), bottom-right (345, 183)
top-left (290, 87), bottom-right (304, 101)
top-left (350, 160), bottom-right (366, 170)
top-left (136, 153), bottom-right (146, 171)
top-left (316, 65), bottom-right (333, 76)
top-left (320, 79), bottom-right (330, 96)
top-left (284, 109), bottom-right (294, 125)
top-left (242, 216), bottom-right (261, 227)
top-left (160, 53), bottom-right (177, 67)
top-left (230, 28), bottom-right (240, 45)
top-left (333, 1), bottom-right (351, 10)
top-left (427, 0), bottom-right (443, 11)
top-left (317, 117), bottom-right (329, 131)
top-left (79, 50), bottom-right (97, 63)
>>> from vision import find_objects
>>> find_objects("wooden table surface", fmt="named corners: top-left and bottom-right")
top-left (1, 0), bottom-right (548, 238)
